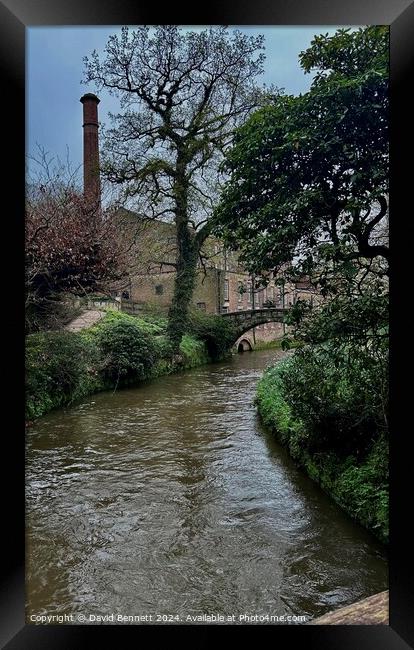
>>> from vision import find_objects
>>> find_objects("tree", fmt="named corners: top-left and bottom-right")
top-left (213, 27), bottom-right (389, 290)
top-left (26, 151), bottom-right (128, 332)
top-left (212, 27), bottom-right (389, 432)
top-left (83, 26), bottom-right (266, 349)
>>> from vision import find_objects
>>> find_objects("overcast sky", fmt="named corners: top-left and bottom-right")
top-left (27, 25), bottom-right (356, 177)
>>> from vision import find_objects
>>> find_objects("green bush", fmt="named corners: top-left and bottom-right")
top-left (180, 334), bottom-right (210, 367)
top-left (255, 359), bottom-right (304, 446)
top-left (90, 309), bottom-right (167, 336)
top-left (91, 315), bottom-right (160, 384)
top-left (26, 331), bottom-right (103, 419)
top-left (256, 352), bottom-right (389, 543)
top-left (26, 310), bottom-right (214, 420)
top-left (188, 310), bottom-right (236, 360)
top-left (334, 437), bottom-right (389, 542)
top-left (277, 344), bottom-right (388, 454)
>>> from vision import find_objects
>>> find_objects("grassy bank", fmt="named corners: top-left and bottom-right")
top-left (252, 339), bottom-right (301, 351)
top-left (256, 353), bottom-right (388, 544)
top-left (251, 340), bottom-right (283, 351)
top-left (26, 310), bottom-right (234, 421)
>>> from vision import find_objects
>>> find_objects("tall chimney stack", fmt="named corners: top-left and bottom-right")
top-left (80, 93), bottom-right (101, 208)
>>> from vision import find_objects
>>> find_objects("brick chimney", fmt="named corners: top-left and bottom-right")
top-left (80, 93), bottom-right (101, 208)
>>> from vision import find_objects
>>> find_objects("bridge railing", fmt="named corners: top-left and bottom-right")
top-left (221, 307), bottom-right (288, 317)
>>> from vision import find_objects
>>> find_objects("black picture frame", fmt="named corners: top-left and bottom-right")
top-left (1, 0), bottom-right (413, 647)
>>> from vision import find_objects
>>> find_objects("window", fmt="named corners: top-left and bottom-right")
top-left (196, 302), bottom-right (206, 311)
top-left (224, 279), bottom-right (229, 302)
top-left (238, 282), bottom-right (243, 303)
top-left (221, 306), bottom-right (228, 313)
top-left (224, 249), bottom-right (229, 270)
top-left (247, 282), bottom-right (252, 304)
top-left (155, 284), bottom-right (164, 295)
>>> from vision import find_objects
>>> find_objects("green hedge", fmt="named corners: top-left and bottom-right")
top-left (90, 317), bottom-right (160, 384)
top-left (256, 353), bottom-right (389, 543)
top-left (26, 330), bottom-right (104, 420)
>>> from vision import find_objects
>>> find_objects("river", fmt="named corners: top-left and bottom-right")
top-left (26, 348), bottom-right (388, 624)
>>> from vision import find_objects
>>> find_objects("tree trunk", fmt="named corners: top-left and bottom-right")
top-left (167, 164), bottom-right (198, 352)
top-left (167, 221), bottom-right (198, 352)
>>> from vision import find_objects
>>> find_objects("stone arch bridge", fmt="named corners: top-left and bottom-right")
top-left (221, 308), bottom-right (289, 345)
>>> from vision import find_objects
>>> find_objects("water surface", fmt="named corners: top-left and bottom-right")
top-left (26, 349), bottom-right (388, 623)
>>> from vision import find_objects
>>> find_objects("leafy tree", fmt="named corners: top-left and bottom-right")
top-left (214, 27), bottom-right (390, 491)
top-left (213, 27), bottom-right (389, 288)
top-left (83, 26), bottom-right (266, 349)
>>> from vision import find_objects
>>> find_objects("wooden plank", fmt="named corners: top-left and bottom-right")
top-left (308, 590), bottom-right (389, 625)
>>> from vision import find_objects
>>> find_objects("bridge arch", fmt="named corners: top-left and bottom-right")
top-left (236, 337), bottom-right (253, 353)
top-left (222, 308), bottom-right (288, 344)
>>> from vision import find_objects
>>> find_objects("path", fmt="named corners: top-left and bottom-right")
top-left (65, 309), bottom-right (105, 332)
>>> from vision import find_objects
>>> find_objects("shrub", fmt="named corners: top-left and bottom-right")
top-left (91, 315), bottom-right (160, 384)
top-left (334, 437), bottom-right (389, 542)
top-left (256, 352), bottom-right (389, 542)
top-left (188, 310), bottom-right (236, 360)
top-left (180, 334), bottom-right (210, 367)
top-left (26, 331), bottom-right (102, 419)
top-left (90, 309), bottom-right (167, 336)
top-left (255, 359), bottom-right (304, 446)
top-left (277, 343), bottom-right (388, 454)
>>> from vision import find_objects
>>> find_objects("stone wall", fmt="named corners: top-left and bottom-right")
top-left (102, 209), bottom-right (320, 345)
top-left (234, 322), bottom-right (286, 351)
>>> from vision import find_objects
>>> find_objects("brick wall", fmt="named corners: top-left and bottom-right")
top-left (110, 209), bottom-right (318, 344)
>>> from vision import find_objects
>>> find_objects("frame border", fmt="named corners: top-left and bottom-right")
top-left (1, 0), bottom-right (413, 647)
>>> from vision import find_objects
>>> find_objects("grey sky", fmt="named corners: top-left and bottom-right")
top-left (27, 25), bottom-right (355, 176)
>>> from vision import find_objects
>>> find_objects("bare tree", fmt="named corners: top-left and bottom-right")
top-left (83, 25), bottom-right (267, 349)
top-left (26, 148), bottom-right (129, 332)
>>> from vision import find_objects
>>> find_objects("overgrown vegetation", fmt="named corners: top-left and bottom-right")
top-left (26, 331), bottom-right (104, 420)
top-left (256, 348), bottom-right (388, 543)
top-left (188, 310), bottom-right (237, 360)
top-left (211, 25), bottom-right (389, 543)
top-left (90, 317), bottom-right (160, 385)
top-left (26, 310), bottom-right (234, 420)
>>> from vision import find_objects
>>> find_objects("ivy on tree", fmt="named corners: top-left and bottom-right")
top-left (83, 26), bottom-right (266, 350)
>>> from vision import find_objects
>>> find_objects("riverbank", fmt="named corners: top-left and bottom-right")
top-left (256, 354), bottom-right (389, 544)
top-left (26, 310), bottom-right (234, 421)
